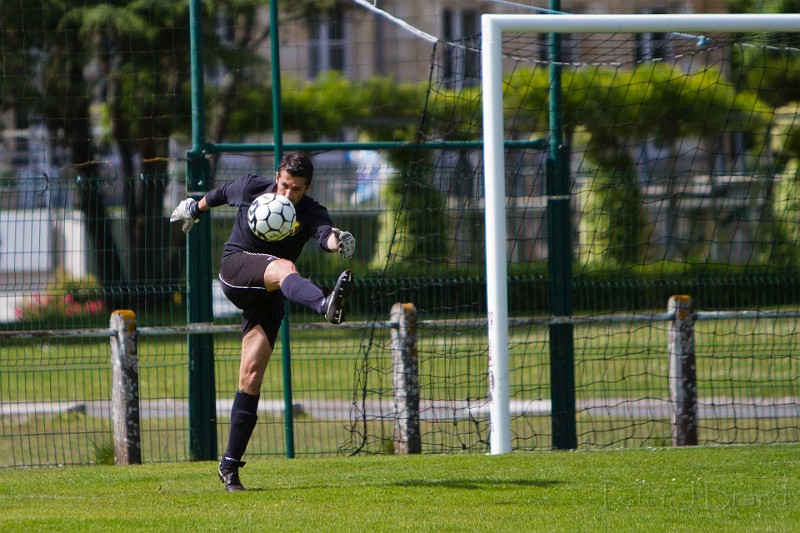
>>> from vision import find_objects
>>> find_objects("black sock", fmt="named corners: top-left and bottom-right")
top-left (221, 390), bottom-right (259, 465)
top-left (280, 273), bottom-right (326, 314)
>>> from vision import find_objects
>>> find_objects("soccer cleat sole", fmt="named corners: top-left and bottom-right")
top-left (325, 270), bottom-right (354, 324)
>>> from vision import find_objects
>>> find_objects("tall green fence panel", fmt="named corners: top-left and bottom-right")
top-left (2, 4), bottom-right (800, 467)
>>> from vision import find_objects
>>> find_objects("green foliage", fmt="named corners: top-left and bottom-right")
top-left (357, 76), bottom-right (428, 141)
top-left (279, 63), bottom-right (780, 273)
top-left (424, 85), bottom-right (484, 141)
top-left (767, 104), bottom-right (800, 266)
top-left (729, 0), bottom-right (800, 106)
top-left (283, 72), bottom-right (356, 139)
top-left (370, 159), bottom-right (448, 270)
top-left (3, 4), bottom-right (797, 316)
top-left (565, 63), bottom-right (771, 155)
top-left (579, 167), bottom-right (645, 266)
top-left (560, 63), bottom-right (773, 266)
top-left (280, 73), bottom-right (426, 141)
top-left (504, 67), bottom-right (551, 136)
top-left (381, 438), bottom-right (395, 455)
top-left (225, 72), bottom-right (428, 140)
top-left (218, 83), bottom-right (273, 136)
top-left (92, 440), bottom-right (116, 466)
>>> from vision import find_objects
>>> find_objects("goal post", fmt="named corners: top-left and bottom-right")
top-left (481, 16), bottom-right (511, 456)
top-left (481, 13), bottom-right (800, 455)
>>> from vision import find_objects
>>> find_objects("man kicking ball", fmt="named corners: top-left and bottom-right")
top-left (171, 152), bottom-right (355, 491)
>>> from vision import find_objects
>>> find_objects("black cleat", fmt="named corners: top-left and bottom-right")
top-left (218, 460), bottom-right (246, 492)
top-left (324, 270), bottom-right (354, 324)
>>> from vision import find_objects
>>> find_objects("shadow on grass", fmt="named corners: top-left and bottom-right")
top-left (245, 478), bottom-right (562, 492)
top-left (392, 478), bottom-right (563, 490)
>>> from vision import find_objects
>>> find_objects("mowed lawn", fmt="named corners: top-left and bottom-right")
top-left (0, 444), bottom-right (798, 532)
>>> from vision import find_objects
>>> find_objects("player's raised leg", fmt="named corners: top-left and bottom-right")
top-left (324, 269), bottom-right (354, 324)
top-left (267, 260), bottom-right (354, 324)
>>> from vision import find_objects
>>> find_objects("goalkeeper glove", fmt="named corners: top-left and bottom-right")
top-left (332, 228), bottom-right (355, 259)
top-left (170, 198), bottom-right (203, 234)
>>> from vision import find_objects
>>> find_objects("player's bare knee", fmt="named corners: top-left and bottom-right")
top-left (274, 258), bottom-right (298, 276)
top-left (239, 372), bottom-right (263, 393)
top-left (264, 258), bottom-right (298, 288)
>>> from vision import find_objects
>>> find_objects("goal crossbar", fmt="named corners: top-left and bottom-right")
top-left (481, 13), bottom-right (800, 455)
top-left (484, 13), bottom-right (800, 33)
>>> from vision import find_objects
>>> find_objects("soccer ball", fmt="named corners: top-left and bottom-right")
top-left (247, 193), bottom-right (297, 242)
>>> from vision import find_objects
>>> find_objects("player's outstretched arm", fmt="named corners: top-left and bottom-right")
top-left (170, 197), bottom-right (208, 234)
top-left (330, 228), bottom-right (356, 259)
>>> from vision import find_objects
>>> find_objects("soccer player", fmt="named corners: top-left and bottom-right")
top-left (170, 152), bottom-right (355, 492)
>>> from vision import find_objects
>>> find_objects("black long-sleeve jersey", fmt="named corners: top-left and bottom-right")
top-left (205, 173), bottom-right (335, 263)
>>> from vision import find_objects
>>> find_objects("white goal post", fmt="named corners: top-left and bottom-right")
top-left (481, 13), bottom-right (800, 455)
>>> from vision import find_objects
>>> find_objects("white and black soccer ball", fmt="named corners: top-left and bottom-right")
top-left (247, 193), bottom-right (297, 242)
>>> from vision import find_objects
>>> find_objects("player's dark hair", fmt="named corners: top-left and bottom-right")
top-left (278, 153), bottom-right (314, 182)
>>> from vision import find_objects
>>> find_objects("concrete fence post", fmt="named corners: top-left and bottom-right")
top-left (391, 302), bottom-right (421, 454)
top-left (668, 295), bottom-right (698, 446)
top-left (110, 310), bottom-right (142, 464)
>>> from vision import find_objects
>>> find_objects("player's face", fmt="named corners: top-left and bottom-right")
top-left (275, 170), bottom-right (311, 205)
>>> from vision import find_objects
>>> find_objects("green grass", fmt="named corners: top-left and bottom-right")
top-left (2, 318), bottom-right (797, 402)
top-left (0, 444), bottom-right (798, 532)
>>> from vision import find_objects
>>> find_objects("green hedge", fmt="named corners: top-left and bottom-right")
top-left (345, 267), bottom-right (800, 318)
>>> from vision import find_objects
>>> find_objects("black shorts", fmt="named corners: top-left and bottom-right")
top-left (219, 251), bottom-right (285, 345)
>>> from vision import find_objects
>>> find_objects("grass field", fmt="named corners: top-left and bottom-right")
top-left (0, 444), bottom-right (797, 532)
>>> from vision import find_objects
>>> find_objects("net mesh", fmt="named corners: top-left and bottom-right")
top-left (342, 28), bottom-right (800, 454)
top-left (2, 5), bottom-right (799, 465)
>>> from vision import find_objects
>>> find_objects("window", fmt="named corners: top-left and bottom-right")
top-left (215, 5), bottom-right (235, 47)
top-left (634, 9), bottom-right (670, 62)
top-left (634, 32), bottom-right (669, 62)
top-left (309, 7), bottom-right (347, 77)
top-left (442, 8), bottom-right (480, 88)
top-left (538, 33), bottom-right (576, 64)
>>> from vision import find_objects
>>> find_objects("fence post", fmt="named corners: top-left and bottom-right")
top-left (391, 302), bottom-right (421, 454)
top-left (110, 310), bottom-right (142, 464)
top-left (668, 295), bottom-right (698, 446)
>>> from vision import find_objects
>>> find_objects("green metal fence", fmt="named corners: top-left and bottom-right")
top-left (2, 280), bottom-right (798, 466)
top-left (2, 2), bottom-right (800, 467)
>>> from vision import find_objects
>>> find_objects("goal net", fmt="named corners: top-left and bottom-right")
top-left (343, 14), bottom-right (800, 455)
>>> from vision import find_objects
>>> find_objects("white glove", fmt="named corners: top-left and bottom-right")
top-left (332, 228), bottom-right (355, 259)
top-left (170, 198), bottom-right (201, 234)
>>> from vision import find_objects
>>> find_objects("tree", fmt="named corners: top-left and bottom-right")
top-left (766, 105), bottom-right (800, 267)
top-left (0, 1), bottom-right (267, 311)
top-left (69, 1), bottom-right (195, 309)
top-left (729, 0), bottom-right (800, 265)
top-left (0, 1), bottom-right (124, 308)
top-left (729, 0), bottom-right (800, 107)
top-left (562, 64), bottom-right (770, 266)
